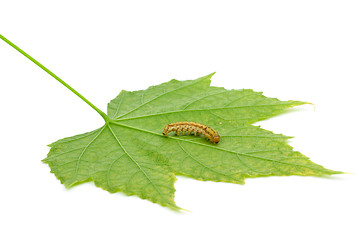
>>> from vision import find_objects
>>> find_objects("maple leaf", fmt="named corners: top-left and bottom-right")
top-left (0, 34), bottom-right (342, 210)
top-left (43, 73), bottom-right (341, 209)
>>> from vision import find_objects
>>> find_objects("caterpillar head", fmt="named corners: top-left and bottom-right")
top-left (212, 133), bottom-right (220, 144)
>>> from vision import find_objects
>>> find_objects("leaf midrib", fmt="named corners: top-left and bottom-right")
top-left (110, 121), bottom-right (336, 174)
top-left (114, 102), bottom-right (301, 121)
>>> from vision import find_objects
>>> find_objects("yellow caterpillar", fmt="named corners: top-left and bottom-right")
top-left (162, 122), bottom-right (220, 143)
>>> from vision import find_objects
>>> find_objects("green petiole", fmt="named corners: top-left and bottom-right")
top-left (0, 34), bottom-right (110, 122)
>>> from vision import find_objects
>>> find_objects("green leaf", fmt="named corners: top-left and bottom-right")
top-left (0, 34), bottom-right (340, 210)
top-left (43, 73), bottom-right (341, 209)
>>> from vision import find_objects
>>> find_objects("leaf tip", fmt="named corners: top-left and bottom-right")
top-left (333, 170), bottom-right (348, 175)
top-left (207, 72), bottom-right (216, 79)
top-left (165, 204), bottom-right (186, 212)
top-left (290, 100), bottom-right (310, 106)
top-left (196, 72), bottom-right (216, 81)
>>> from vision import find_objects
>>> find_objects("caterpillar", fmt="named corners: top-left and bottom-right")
top-left (162, 122), bottom-right (220, 143)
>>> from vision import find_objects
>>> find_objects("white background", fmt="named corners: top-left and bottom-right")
top-left (0, 1), bottom-right (358, 239)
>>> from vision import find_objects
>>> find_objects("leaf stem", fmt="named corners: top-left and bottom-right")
top-left (0, 34), bottom-right (109, 122)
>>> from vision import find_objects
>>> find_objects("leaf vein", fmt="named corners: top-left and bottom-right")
top-left (70, 126), bottom-right (106, 183)
top-left (115, 102), bottom-right (299, 121)
top-left (107, 124), bottom-right (164, 198)
top-left (177, 141), bottom-right (240, 182)
top-left (117, 79), bottom-right (202, 119)
top-left (112, 122), bottom-right (331, 174)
